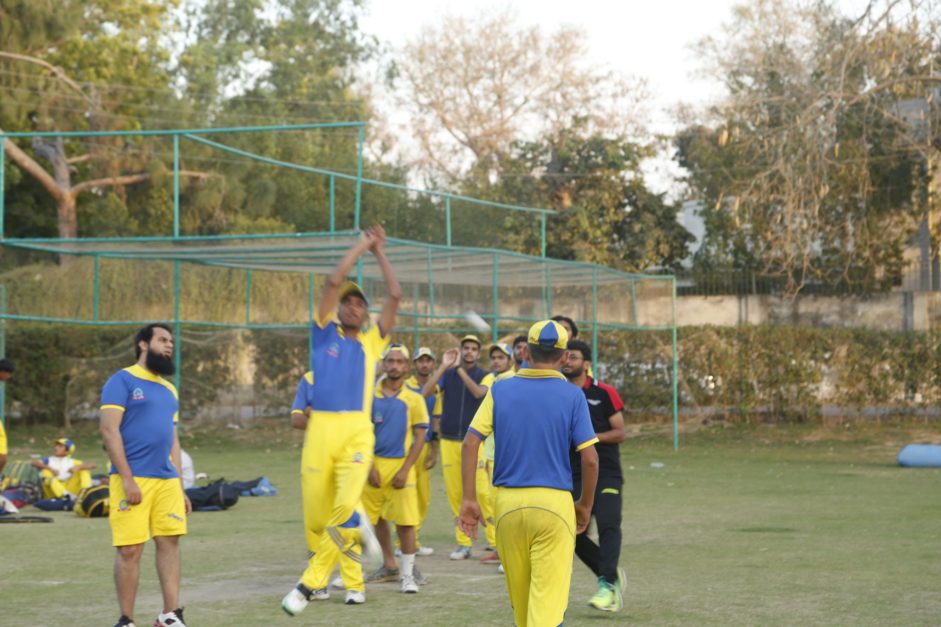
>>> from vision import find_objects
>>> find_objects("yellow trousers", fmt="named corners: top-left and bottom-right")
top-left (495, 486), bottom-right (576, 627)
top-left (41, 468), bottom-right (91, 499)
top-left (299, 412), bottom-right (374, 592)
top-left (440, 438), bottom-right (495, 548)
top-left (414, 443), bottom-right (431, 547)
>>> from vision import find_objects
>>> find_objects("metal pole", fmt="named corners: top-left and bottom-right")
top-left (354, 125), bottom-right (364, 230)
top-left (445, 197), bottom-right (452, 247)
top-left (174, 260), bottom-right (182, 396)
top-left (426, 249), bottom-right (435, 320)
top-left (93, 256), bottom-right (100, 321)
top-left (672, 276), bottom-right (679, 450)
top-left (245, 270), bottom-right (253, 325)
top-left (329, 175), bottom-right (335, 232)
top-left (491, 254), bottom-right (500, 344)
top-left (540, 213), bottom-right (547, 257)
top-left (0, 284), bottom-right (5, 426)
top-left (0, 139), bottom-right (5, 238)
top-left (173, 134), bottom-right (180, 237)
top-left (591, 267), bottom-right (599, 358)
top-left (630, 280), bottom-right (638, 325)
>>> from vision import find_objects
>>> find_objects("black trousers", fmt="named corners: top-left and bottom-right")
top-left (572, 475), bottom-right (623, 583)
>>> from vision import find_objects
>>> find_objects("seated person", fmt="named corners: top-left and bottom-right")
top-left (31, 438), bottom-right (96, 499)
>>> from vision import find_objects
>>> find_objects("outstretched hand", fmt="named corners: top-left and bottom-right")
top-left (367, 224), bottom-right (387, 254)
top-left (442, 347), bottom-right (460, 369)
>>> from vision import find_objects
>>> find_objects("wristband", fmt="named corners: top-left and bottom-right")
top-left (430, 431), bottom-right (440, 441)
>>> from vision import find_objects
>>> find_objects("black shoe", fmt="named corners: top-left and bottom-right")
top-left (113, 615), bottom-right (135, 627)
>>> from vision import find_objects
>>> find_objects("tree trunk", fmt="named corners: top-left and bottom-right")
top-left (57, 193), bottom-right (78, 241)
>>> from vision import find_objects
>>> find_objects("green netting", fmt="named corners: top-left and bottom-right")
top-left (0, 124), bottom-right (679, 446)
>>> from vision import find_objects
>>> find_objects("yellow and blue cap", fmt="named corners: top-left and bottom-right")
top-left (527, 320), bottom-right (569, 350)
top-left (489, 342), bottom-right (512, 357)
top-left (460, 334), bottom-right (482, 347)
top-left (413, 347), bottom-right (436, 361)
top-left (382, 343), bottom-right (410, 360)
top-left (339, 281), bottom-right (368, 305)
top-left (54, 437), bottom-right (76, 454)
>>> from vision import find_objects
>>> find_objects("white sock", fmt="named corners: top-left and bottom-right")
top-left (399, 552), bottom-right (416, 577)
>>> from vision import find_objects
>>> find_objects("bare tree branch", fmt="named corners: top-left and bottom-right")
top-left (70, 170), bottom-right (213, 195)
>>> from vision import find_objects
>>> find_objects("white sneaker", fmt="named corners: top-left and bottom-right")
top-left (416, 546), bottom-right (434, 557)
top-left (155, 608), bottom-right (186, 627)
top-left (394, 548), bottom-right (403, 557)
top-left (281, 584), bottom-right (327, 616)
top-left (357, 515), bottom-right (383, 569)
top-left (449, 546), bottom-right (472, 560)
top-left (400, 574), bottom-right (419, 593)
top-left (344, 589), bottom-right (366, 605)
top-left (498, 563), bottom-right (504, 574)
top-left (329, 575), bottom-right (346, 590)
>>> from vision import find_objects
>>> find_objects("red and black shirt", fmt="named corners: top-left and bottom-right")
top-left (571, 376), bottom-right (625, 481)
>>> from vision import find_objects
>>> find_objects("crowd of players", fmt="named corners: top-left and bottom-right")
top-left (95, 226), bottom-right (626, 627)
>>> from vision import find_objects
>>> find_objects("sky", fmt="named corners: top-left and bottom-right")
top-left (358, 0), bottom-right (873, 195)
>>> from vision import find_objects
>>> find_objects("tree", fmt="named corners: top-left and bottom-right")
top-left (675, 0), bottom-right (940, 295)
top-left (397, 9), bottom-right (647, 182)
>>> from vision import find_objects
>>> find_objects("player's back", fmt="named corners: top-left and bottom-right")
top-left (488, 371), bottom-right (589, 491)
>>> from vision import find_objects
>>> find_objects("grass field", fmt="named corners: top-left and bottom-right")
top-left (3, 420), bottom-right (940, 626)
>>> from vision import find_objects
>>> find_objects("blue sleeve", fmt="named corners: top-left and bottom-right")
top-left (570, 391), bottom-right (598, 451)
top-left (291, 378), bottom-right (309, 413)
top-left (100, 372), bottom-right (129, 409)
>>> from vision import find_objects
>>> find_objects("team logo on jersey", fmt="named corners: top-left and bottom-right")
top-left (326, 342), bottom-right (340, 358)
top-left (587, 399), bottom-right (602, 406)
top-left (132, 387), bottom-right (145, 401)
top-left (352, 452), bottom-right (365, 464)
top-left (118, 499), bottom-right (130, 512)
top-left (373, 413), bottom-right (383, 424)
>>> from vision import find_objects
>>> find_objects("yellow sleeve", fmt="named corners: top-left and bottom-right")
top-left (432, 387), bottom-right (443, 416)
top-left (0, 420), bottom-right (7, 455)
top-left (410, 393), bottom-right (430, 428)
top-left (481, 373), bottom-right (494, 388)
top-left (468, 389), bottom-right (494, 439)
top-left (366, 323), bottom-right (391, 357)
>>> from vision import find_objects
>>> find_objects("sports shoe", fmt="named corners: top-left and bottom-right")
top-left (479, 550), bottom-right (500, 564)
top-left (357, 514), bottom-right (383, 569)
top-left (329, 575), bottom-right (346, 590)
top-left (413, 565), bottom-right (428, 585)
top-left (588, 578), bottom-right (622, 612)
top-left (344, 589), bottom-right (366, 605)
top-left (394, 548), bottom-right (403, 557)
top-left (282, 584), bottom-right (327, 616)
top-left (616, 566), bottom-right (627, 593)
top-left (154, 608), bottom-right (186, 627)
top-left (416, 545), bottom-right (434, 557)
top-left (365, 565), bottom-right (400, 583)
top-left (113, 616), bottom-right (135, 627)
top-left (449, 546), bottom-right (472, 560)
top-left (400, 574), bottom-right (419, 593)
top-left (497, 563), bottom-right (504, 574)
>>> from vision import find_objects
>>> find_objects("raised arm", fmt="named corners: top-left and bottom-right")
top-left (317, 229), bottom-right (375, 324)
top-left (422, 348), bottom-right (458, 397)
top-left (369, 225), bottom-right (402, 337)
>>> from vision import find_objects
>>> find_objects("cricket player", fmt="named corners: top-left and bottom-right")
top-left (459, 320), bottom-right (599, 627)
top-left (405, 346), bottom-right (442, 555)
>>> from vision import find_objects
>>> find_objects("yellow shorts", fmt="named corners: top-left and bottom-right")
top-left (362, 456), bottom-right (420, 526)
top-left (109, 475), bottom-right (187, 547)
top-left (0, 420), bottom-right (7, 455)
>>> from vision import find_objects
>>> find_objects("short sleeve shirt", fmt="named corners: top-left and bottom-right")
top-left (291, 371), bottom-right (315, 414)
top-left (468, 369), bottom-right (597, 491)
top-left (406, 375), bottom-right (442, 442)
top-left (372, 386), bottom-right (430, 458)
top-left (308, 314), bottom-right (390, 415)
top-left (572, 377), bottom-right (625, 480)
top-left (100, 364), bottom-right (179, 478)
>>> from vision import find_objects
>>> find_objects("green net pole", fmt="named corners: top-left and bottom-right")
top-left (540, 213), bottom-right (547, 257)
top-left (0, 284), bottom-right (5, 427)
top-left (308, 274), bottom-right (315, 320)
top-left (173, 134), bottom-right (180, 237)
top-left (329, 175), bottom-right (335, 232)
top-left (93, 256), bottom-right (101, 321)
top-left (543, 265), bottom-right (553, 317)
top-left (426, 249), bottom-right (436, 319)
top-left (354, 125), bottom-right (364, 230)
top-left (412, 283), bottom-right (420, 351)
top-left (672, 276), bottom-right (679, 450)
top-left (174, 260), bottom-right (182, 396)
top-left (591, 267), bottom-right (599, 357)
top-left (491, 254), bottom-right (500, 344)
top-left (245, 270), bottom-right (253, 325)
top-left (445, 197), bottom-right (452, 247)
top-left (0, 139), bottom-right (5, 238)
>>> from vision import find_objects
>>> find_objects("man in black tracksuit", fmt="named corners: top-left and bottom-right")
top-left (563, 339), bottom-right (627, 613)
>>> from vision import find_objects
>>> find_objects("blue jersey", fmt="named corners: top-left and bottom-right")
top-left (372, 386), bottom-right (429, 458)
top-left (291, 371), bottom-right (314, 415)
top-left (468, 369), bottom-right (597, 491)
top-left (438, 365), bottom-right (488, 441)
top-left (100, 365), bottom-right (179, 479)
top-left (308, 316), bottom-right (389, 415)
top-left (405, 375), bottom-right (441, 442)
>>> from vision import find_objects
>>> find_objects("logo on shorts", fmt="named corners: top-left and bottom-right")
top-left (326, 342), bottom-right (340, 358)
top-left (352, 452), bottom-right (365, 464)
top-left (168, 512), bottom-right (184, 522)
top-left (118, 499), bottom-right (130, 512)
top-left (132, 387), bottom-right (145, 401)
